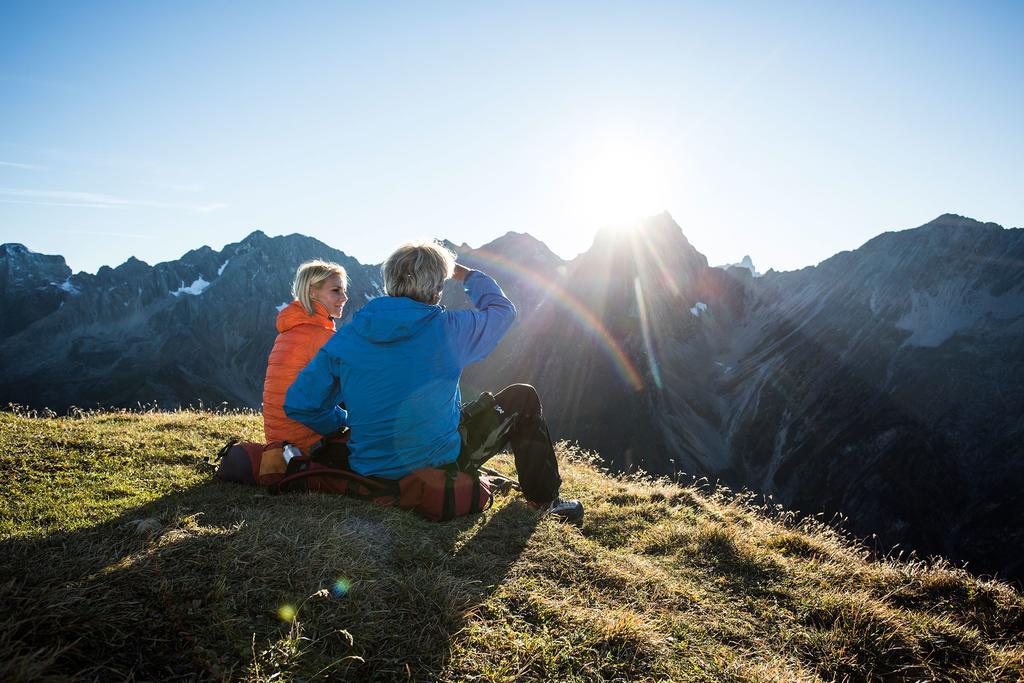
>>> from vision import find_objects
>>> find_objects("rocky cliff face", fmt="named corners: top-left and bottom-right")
top-left (2, 214), bottom-right (1022, 579)
top-left (0, 243), bottom-right (73, 338)
top-left (0, 231), bottom-right (382, 410)
top-left (461, 213), bottom-right (1024, 578)
top-left (720, 216), bottom-right (1024, 579)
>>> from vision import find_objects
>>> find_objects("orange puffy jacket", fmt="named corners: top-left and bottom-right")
top-left (263, 300), bottom-right (336, 453)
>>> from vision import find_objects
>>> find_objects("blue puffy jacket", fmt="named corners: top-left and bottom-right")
top-left (283, 270), bottom-right (516, 478)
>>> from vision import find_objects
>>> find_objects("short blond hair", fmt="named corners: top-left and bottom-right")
top-left (382, 241), bottom-right (455, 303)
top-left (292, 260), bottom-right (347, 315)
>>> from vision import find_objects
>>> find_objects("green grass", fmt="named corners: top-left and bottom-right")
top-left (1, 409), bottom-right (1022, 681)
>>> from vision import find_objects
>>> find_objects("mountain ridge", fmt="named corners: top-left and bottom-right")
top-left (2, 213), bottom-right (1022, 580)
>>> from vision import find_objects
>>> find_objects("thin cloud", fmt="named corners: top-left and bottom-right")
top-left (0, 199), bottom-right (130, 209)
top-left (146, 181), bottom-right (204, 193)
top-left (0, 160), bottom-right (47, 170)
top-left (56, 229), bottom-right (161, 240)
top-left (0, 188), bottom-right (226, 212)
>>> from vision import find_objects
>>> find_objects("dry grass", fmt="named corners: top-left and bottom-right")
top-left (1, 409), bottom-right (1022, 681)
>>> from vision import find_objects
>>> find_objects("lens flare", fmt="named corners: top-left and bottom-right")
top-left (331, 578), bottom-right (352, 598)
top-left (466, 249), bottom-right (645, 392)
top-left (277, 604), bottom-right (296, 622)
top-left (629, 226), bottom-right (681, 297)
top-left (633, 277), bottom-right (662, 389)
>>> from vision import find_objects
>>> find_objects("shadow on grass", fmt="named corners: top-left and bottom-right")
top-left (0, 478), bottom-right (540, 681)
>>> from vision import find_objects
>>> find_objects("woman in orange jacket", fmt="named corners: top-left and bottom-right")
top-left (263, 260), bottom-right (348, 453)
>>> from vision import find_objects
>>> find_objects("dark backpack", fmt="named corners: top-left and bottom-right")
top-left (213, 439), bottom-right (291, 487)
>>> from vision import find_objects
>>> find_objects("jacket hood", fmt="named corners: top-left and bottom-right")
top-left (276, 300), bottom-right (336, 334)
top-left (348, 296), bottom-right (441, 343)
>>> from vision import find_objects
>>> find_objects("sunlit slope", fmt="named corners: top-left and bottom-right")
top-left (1, 410), bottom-right (1022, 681)
top-left (461, 213), bottom-right (1024, 581)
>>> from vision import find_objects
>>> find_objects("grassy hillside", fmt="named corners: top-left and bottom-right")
top-left (1, 409), bottom-right (1022, 681)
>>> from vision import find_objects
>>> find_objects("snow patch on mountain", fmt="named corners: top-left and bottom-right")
top-left (57, 278), bottom-right (80, 294)
top-left (171, 277), bottom-right (210, 297)
top-left (217, 260), bottom-right (230, 276)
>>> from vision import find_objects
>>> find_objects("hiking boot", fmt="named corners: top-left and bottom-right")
top-left (530, 497), bottom-right (584, 526)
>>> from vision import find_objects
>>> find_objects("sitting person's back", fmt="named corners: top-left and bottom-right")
top-left (296, 266), bottom-right (509, 478)
top-left (263, 260), bottom-right (348, 453)
top-left (321, 303), bottom-right (463, 476)
top-left (284, 241), bottom-right (584, 523)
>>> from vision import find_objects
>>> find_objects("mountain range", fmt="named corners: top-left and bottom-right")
top-left (2, 213), bottom-right (1022, 580)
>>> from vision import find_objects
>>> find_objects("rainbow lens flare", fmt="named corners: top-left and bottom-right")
top-left (331, 578), bottom-right (352, 598)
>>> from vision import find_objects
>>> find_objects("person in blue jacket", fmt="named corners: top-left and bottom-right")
top-left (283, 240), bottom-right (583, 523)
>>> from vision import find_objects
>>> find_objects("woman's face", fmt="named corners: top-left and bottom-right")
top-left (311, 273), bottom-right (348, 318)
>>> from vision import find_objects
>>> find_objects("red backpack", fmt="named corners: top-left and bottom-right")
top-left (213, 439), bottom-right (492, 522)
top-left (212, 439), bottom-right (291, 487)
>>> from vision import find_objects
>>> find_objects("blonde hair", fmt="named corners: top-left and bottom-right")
top-left (292, 260), bottom-right (347, 315)
top-left (382, 241), bottom-right (455, 303)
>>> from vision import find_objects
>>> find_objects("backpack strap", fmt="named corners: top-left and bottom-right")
top-left (439, 463), bottom-right (477, 521)
top-left (208, 437), bottom-right (241, 469)
top-left (471, 472), bottom-right (482, 511)
top-left (275, 462), bottom-right (400, 501)
top-left (443, 472), bottom-right (456, 521)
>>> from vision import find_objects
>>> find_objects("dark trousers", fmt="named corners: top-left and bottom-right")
top-left (456, 384), bottom-right (562, 504)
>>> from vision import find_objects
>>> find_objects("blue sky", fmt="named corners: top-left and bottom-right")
top-left (1, 1), bottom-right (1021, 274)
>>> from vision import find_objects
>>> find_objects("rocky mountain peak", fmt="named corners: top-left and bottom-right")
top-left (819, 214), bottom-right (1018, 289)
top-left (912, 213), bottom-right (1006, 242)
top-left (0, 244), bottom-right (73, 337)
top-left (115, 256), bottom-right (150, 272)
top-left (1, 242), bottom-right (68, 268)
top-left (1, 243), bottom-right (70, 281)
top-left (240, 229), bottom-right (270, 246)
top-left (471, 231), bottom-right (564, 270)
top-left (1, 243), bottom-right (31, 256)
top-left (488, 230), bottom-right (546, 249)
top-left (590, 211), bottom-right (686, 245)
top-left (177, 244), bottom-right (217, 267)
top-left (719, 255), bottom-right (760, 276)
top-left (438, 238), bottom-right (461, 254)
top-left (927, 213), bottom-right (996, 228)
top-left (90, 256), bottom-right (152, 287)
top-left (577, 212), bottom-right (709, 297)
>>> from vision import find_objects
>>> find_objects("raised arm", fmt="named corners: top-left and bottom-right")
top-left (445, 267), bottom-right (517, 366)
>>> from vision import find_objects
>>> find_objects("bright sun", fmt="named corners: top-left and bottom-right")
top-left (569, 134), bottom-right (671, 233)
